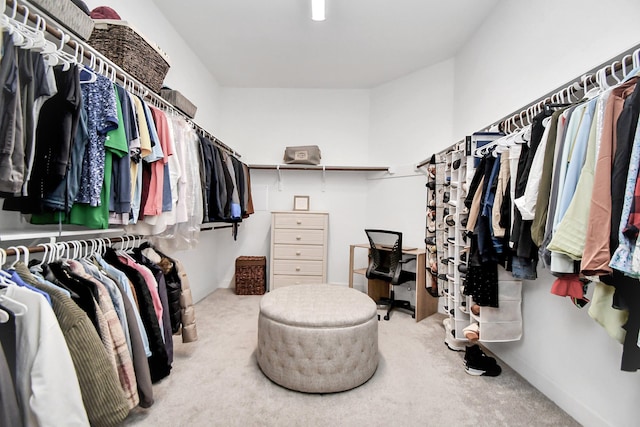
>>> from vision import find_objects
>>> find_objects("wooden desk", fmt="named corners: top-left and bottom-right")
top-left (349, 244), bottom-right (438, 322)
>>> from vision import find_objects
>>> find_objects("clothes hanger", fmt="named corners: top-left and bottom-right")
top-left (0, 0), bottom-right (10, 30)
top-left (102, 237), bottom-right (112, 253)
top-left (0, 296), bottom-right (27, 316)
top-left (632, 48), bottom-right (640, 70)
top-left (53, 242), bottom-right (70, 266)
top-left (86, 240), bottom-right (95, 259)
top-left (5, 246), bottom-right (22, 269)
top-left (0, 304), bottom-right (9, 323)
top-left (50, 28), bottom-right (77, 71)
top-left (0, 248), bottom-right (17, 286)
top-left (77, 45), bottom-right (98, 84)
top-left (93, 239), bottom-right (105, 258)
top-left (69, 240), bottom-right (81, 260)
top-left (621, 55), bottom-right (634, 80)
top-left (6, 0), bottom-right (25, 46)
top-left (0, 248), bottom-right (11, 286)
top-left (16, 245), bottom-right (29, 267)
top-left (116, 235), bottom-right (135, 261)
top-left (64, 241), bottom-right (74, 261)
top-left (30, 243), bottom-right (51, 273)
top-left (609, 61), bottom-right (622, 85)
top-left (12, 6), bottom-right (41, 50)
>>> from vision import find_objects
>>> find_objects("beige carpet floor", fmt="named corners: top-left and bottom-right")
top-left (123, 288), bottom-right (579, 427)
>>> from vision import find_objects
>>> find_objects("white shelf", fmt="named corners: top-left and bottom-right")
top-left (0, 227), bottom-right (125, 242)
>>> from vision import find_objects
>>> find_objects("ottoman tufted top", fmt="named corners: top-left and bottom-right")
top-left (260, 284), bottom-right (377, 327)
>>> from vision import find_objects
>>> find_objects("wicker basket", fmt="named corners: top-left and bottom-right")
top-left (88, 20), bottom-right (170, 93)
top-left (235, 256), bottom-right (267, 295)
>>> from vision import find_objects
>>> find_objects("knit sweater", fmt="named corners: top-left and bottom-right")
top-left (15, 262), bottom-right (129, 427)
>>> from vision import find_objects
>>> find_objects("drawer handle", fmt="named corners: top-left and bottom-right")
top-left (296, 236), bottom-right (302, 240)
top-left (296, 220), bottom-right (302, 225)
top-left (296, 267), bottom-right (301, 271)
top-left (296, 251), bottom-right (301, 256)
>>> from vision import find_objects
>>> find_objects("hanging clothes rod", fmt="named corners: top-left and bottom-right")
top-left (0, 235), bottom-right (144, 258)
top-left (489, 43), bottom-right (640, 134)
top-left (6, 0), bottom-right (240, 159)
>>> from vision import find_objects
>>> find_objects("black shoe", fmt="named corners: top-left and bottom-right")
top-left (460, 216), bottom-right (468, 227)
top-left (443, 192), bottom-right (450, 204)
top-left (443, 208), bottom-right (450, 216)
top-left (425, 236), bottom-right (436, 246)
top-left (464, 345), bottom-right (502, 377)
top-left (459, 252), bottom-right (467, 263)
top-left (452, 158), bottom-right (461, 170)
top-left (466, 358), bottom-right (501, 376)
top-left (458, 263), bottom-right (468, 274)
top-left (426, 181), bottom-right (436, 190)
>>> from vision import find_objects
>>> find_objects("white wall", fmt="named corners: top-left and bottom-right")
top-left (215, 70), bottom-right (454, 286)
top-left (454, 0), bottom-right (640, 140)
top-left (217, 88), bottom-right (371, 165)
top-left (216, 88), bottom-right (373, 289)
top-left (367, 59), bottom-right (455, 248)
top-left (454, 1), bottom-right (640, 426)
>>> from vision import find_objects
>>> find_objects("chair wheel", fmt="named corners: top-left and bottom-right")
top-left (384, 315), bottom-right (390, 321)
top-left (412, 313), bottom-right (416, 319)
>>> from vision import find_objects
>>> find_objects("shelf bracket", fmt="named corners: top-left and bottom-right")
top-left (321, 165), bottom-right (326, 192)
top-left (277, 164), bottom-right (283, 191)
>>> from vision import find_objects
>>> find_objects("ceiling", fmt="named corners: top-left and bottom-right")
top-left (150, 0), bottom-right (499, 89)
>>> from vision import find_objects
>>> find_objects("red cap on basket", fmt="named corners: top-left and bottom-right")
top-left (90, 6), bottom-right (122, 20)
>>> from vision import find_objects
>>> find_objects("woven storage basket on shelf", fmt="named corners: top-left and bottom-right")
top-left (88, 20), bottom-right (170, 93)
top-left (235, 256), bottom-right (267, 295)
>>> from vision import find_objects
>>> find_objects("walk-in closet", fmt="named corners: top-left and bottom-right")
top-left (2, 1), bottom-right (640, 426)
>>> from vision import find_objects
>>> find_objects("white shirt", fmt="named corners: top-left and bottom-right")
top-left (514, 116), bottom-right (552, 220)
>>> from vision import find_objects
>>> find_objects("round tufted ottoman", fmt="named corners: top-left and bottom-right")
top-left (256, 284), bottom-right (378, 393)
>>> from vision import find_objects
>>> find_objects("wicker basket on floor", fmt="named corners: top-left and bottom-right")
top-left (88, 20), bottom-right (170, 93)
top-left (235, 256), bottom-right (267, 295)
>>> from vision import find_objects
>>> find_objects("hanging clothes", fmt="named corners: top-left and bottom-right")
top-left (581, 78), bottom-right (638, 276)
top-left (0, 283), bottom-right (90, 426)
top-left (13, 261), bottom-right (130, 427)
top-left (103, 248), bottom-right (171, 383)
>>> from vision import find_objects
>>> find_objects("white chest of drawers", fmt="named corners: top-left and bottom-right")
top-left (269, 211), bottom-right (329, 290)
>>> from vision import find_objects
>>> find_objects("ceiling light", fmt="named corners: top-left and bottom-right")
top-left (312, 0), bottom-right (325, 21)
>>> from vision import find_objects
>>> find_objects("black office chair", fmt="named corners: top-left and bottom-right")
top-left (364, 229), bottom-right (416, 320)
